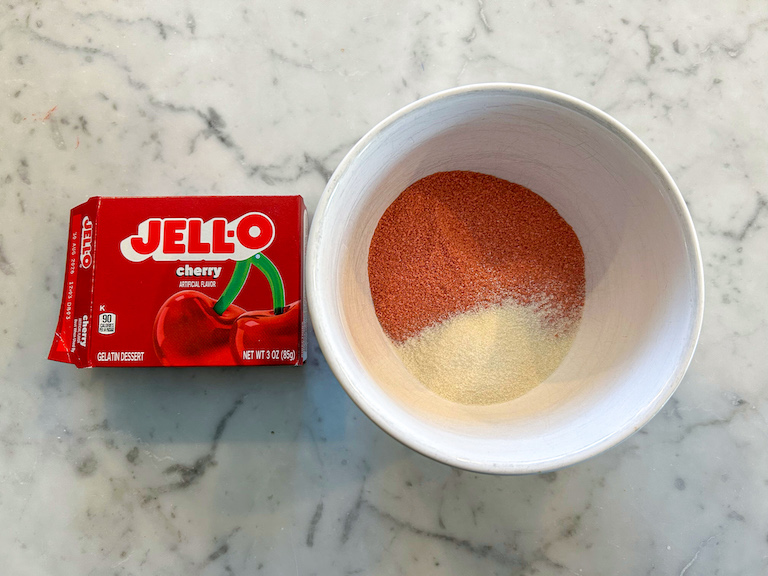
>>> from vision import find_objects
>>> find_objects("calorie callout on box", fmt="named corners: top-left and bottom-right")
top-left (49, 196), bottom-right (307, 367)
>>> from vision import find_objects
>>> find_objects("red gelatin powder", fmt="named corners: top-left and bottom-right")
top-left (368, 171), bottom-right (585, 343)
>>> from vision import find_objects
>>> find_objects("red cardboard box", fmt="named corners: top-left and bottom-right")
top-left (49, 196), bottom-right (306, 367)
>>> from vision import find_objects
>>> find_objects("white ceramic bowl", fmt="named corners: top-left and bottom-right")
top-left (307, 84), bottom-right (704, 474)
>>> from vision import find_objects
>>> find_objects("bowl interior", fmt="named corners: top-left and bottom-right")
top-left (309, 87), bottom-right (702, 472)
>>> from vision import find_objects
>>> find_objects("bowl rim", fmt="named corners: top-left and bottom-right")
top-left (306, 82), bottom-right (705, 474)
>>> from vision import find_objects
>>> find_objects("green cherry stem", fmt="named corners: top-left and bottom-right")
top-left (213, 253), bottom-right (286, 316)
top-left (249, 253), bottom-right (286, 314)
top-left (213, 259), bottom-right (251, 315)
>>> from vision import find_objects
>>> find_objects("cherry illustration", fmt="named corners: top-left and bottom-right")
top-left (153, 290), bottom-right (243, 365)
top-left (152, 254), bottom-right (290, 366)
top-left (230, 301), bottom-right (301, 364)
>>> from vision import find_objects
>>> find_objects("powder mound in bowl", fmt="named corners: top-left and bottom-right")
top-left (367, 171), bottom-right (586, 405)
top-left (368, 171), bottom-right (585, 343)
top-left (396, 299), bottom-right (576, 405)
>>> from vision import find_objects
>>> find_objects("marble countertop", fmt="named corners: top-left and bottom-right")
top-left (1, 1), bottom-right (767, 574)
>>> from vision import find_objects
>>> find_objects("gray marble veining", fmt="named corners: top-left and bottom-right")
top-left (1, 1), bottom-right (767, 574)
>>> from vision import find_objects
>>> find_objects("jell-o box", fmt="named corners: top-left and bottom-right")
top-left (49, 196), bottom-right (307, 367)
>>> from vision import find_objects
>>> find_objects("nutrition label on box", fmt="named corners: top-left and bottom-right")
top-left (98, 312), bottom-right (116, 335)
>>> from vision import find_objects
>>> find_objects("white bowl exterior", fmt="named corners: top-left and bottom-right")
top-left (307, 84), bottom-right (704, 474)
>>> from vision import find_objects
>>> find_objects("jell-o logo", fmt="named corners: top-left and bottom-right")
top-left (119, 212), bottom-right (275, 262)
top-left (80, 216), bottom-right (93, 269)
